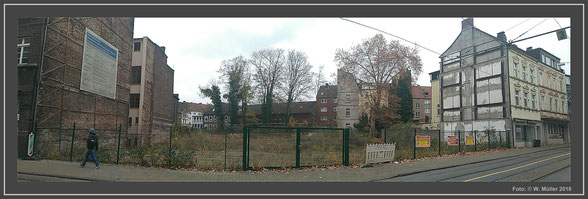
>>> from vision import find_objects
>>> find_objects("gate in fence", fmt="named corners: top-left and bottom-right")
top-left (242, 126), bottom-right (350, 171)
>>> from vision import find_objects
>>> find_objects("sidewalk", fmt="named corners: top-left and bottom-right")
top-left (17, 144), bottom-right (570, 182)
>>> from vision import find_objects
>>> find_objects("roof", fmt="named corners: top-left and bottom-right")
top-left (203, 103), bottom-right (231, 115)
top-left (316, 85), bottom-right (338, 98)
top-left (411, 86), bottom-right (432, 99)
top-left (178, 102), bottom-right (212, 114)
top-left (248, 101), bottom-right (316, 115)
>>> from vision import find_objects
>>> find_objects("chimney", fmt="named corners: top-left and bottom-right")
top-left (160, 46), bottom-right (166, 52)
top-left (497, 31), bottom-right (507, 42)
top-left (526, 47), bottom-right (533, 52)
top-left (462, 17), bottom-right (474, 30)
top-left (325, 83), bottom-right (329, 86)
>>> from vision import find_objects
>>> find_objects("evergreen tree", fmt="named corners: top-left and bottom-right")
top-left (396, 69), bottom-right (414, 123)
top-left (200, 85), bottom-right (224, 130)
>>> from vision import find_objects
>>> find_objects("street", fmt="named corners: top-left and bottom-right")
top-left (377, 147), bottom-right (571, 182)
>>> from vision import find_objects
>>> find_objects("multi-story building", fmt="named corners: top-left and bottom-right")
top-left (128, 37), bottom-right (175, 145)
top-left (439, 18), bottom-right (569, 147)
top-left (430, 71), bottom-right (441, 129)
top-left (336, 69), bottom-right (362, 128)
top-left (178, 102), bottom-right (212, 129)
top-left (316, 84), bottom-right (338, 127)
top-left (525, 47), bottom-right (570, 145)
top-left (412, 86), bottom-right (432, 124)
top-left (565, 74), bottom-right (570, 116)
top-left (17, 17), bottom-right (135, 157)
top-left (203, 103), bottom-right (231, 130)
top-left (249, 102), bottom-right (316, 126)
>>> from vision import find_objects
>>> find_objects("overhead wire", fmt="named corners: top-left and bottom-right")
top-left (339, 17), bottom-right (441, 55)
top-left (511, 18), bottom-right (549, 42)
top-left (505, 18), bottom-right (530, 33)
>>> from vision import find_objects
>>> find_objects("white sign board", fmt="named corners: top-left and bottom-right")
top-left (365, 143), bottom-right (396, 164)
top-left (80, 28), bottom-right (118, 99)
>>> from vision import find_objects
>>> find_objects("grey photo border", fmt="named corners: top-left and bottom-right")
top-left (2, 0), bottom-right (585, 197)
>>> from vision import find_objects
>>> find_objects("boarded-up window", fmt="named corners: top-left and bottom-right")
top-left (476, 61), bottom-right (501, 79)
top-left (131, 66), bottom-right (141, 84)
top-left (476, 77), bottom-right (502, 105)
top-left (443, 62), bottom-right (460, 72)
top-left (443, 71), bottom-right (460, 85)
top-left (443, 86), bottom-right (460, 109)
top-left (477, 106), bottom-right (503, 119)
top-left (475, 49), bottom-right (501, 63)
top-left (443, 110), bottom-right (460, 121)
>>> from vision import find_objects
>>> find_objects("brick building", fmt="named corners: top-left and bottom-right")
top-left (316, 84), bottom-right (338, 127)
top-left (412, 86), bottom-right (432, 124)
top-left (129, 37), bottom-right (175, 145)
top-left (17, 17), bottom-right (135, 157)
top-left (249, 102), bottom-right (317, 126)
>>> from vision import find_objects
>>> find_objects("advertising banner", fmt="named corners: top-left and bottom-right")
top-left (466, 136), bottom-right (475, 146)
top-left (416, 136), bottom-right (431, 148)
top-left (447, 136), bottom-right (458, 146)
top-left (80, 28), bottom-right (119, 99)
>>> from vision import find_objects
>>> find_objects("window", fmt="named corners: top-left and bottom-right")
top-left (134, 42), bottom-right (141, 51)
top-left (530, 68), bottom-right (534, 83)
top-left (477, 61), bottom-right (501, 79)
top-left (415, 111), bottom-right (420, 118)
top-left (443, 86), bottom-right (461, 109)
top-left (128, 117), bottom-right (132, 126)
top-left (416, 102), bottom-right (420, 109)
top-left (524, 93), bottom-right (528, 108)
top-left (425, 100), bottom-right (431, 105)
top-left (424, 92), bottom-right (429, 97)
top-left (539, 72), bottom-right (543, 86)
top-left (555, 99), bottom-right (558, 112)
top-left (17, 37), bottom-right (30, 64)
top-left (130, 94), bottom-right (140, 108)
top-left (320, 116), bottom-right (327, 121)
top-left (135, 117), bottom-right (139, 124)
top-left (553, 78), bottom-right (556, 90)
top-left (333, 107), bottom-right (337, 112)
top-left (321, 107), bottom-right (327, 112)
top-left (560, 80), bottom-right (563, 91)
top-left (562, 101), bottom-right (565, 113)
top-left (346, 123), bottom-right (350, 127)
top-left (522, 66), bottom-right (526, 80)
top-left (547, 75), bottom-right (551, 88)
top-left (437, 104), bottom-right (440, 114)
top-left (532, 94), bottom-right (536, 109)
top-left (541, 95), bottom-right (545, 110)
top-left (321, 99), bottom-right (327, 103)
top-left (334, 98), bottom-right (338, 103)
top-left (131, 66), bottom-right (142, 84)
top-left (346, 108), bottom-right (350, 118)
top-left (345, 94), bottom-right (351, 103)
top-left (515, 90), bottom-right (520, 106)
top-left (549, 97), bottom-right (553, 111)
top-left (425, 108), bottom-right (431, 114)
top-left (513, 63), bottom-right (518, 78)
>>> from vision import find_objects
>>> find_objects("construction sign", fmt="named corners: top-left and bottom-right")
top-left (416, 136), bottom-right (431, 148)
top-left (447, 136), bottom-right (459, 146)
top-left (479, 136), bottom-right (488, 144)
top-left (466, 136), bottom-right (475, 146)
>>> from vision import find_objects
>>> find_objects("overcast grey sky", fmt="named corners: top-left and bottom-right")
top-left (133, 17), bottom-right (571, 104)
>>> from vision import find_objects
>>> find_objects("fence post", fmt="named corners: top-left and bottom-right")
top-left (224, 130), bottom-right (227, 170)
top-left (32, 121), bottom-right (38, 158)
top-left (116, 124), bottom-right (121, 165)
top-left (344, 128), bottom-right (349, 166)
top-left (247, 127), bottom-right (250, 168)
top-left (499, 131), bottom-right (503, 148)
top-left (168, 126), bottom-right (173, 167)
top-left (458, 130), bottom-right (461, 153)
top-left (296, 128), bottom-right (301, 168)
top-left (438, 130), bottom-right (441, 156)
top-left (413, 129), bottom-right (417, 159)
top-left (69, 123), bottom-right (76, 162)
top-left (474, 131), bottom-right (477, 151)
top-left (242, 126), bottom-right (247, 171)
top-left (487, 131), bottom-right (491, 149)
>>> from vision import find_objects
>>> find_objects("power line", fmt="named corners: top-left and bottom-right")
top-left (339, 17), bottom-right (441, 55)
top-left (505, 18), bottom-right (530, 33)
top-left (553, 18), bottom-right (563, 29)
top-left (511, 18), bottom-right (549, 42)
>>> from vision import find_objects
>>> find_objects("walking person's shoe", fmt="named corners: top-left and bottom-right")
top-left (96, 165), bottom-right (101, 169)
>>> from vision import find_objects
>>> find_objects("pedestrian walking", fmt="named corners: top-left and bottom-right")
top-left (81, 128), bottom-right (100, 169)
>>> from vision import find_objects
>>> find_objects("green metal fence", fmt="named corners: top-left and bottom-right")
top-left (242, 126), bottom-right (349, 170)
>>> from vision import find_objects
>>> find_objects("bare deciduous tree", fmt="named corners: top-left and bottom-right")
top-left (334, 34), bottom-right (422, 135)
top-left (281, 50), bottom-right (314, 125)
top-left (250, 48), bottom-right (285, 124)
top-left (314, 65), bottom-right (325, 95)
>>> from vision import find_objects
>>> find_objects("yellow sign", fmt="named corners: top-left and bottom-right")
top-left (416, 136), bottom-right (430, 148)
top-left (466, 136), bottom-right (475, 146)
top-left (479, 136), bottom-right (488, 144)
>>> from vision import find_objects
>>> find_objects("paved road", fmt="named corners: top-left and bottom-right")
top-left (377, 147), bottom-right (571, 182)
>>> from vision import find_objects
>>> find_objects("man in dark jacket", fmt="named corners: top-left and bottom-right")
top-left (80, 128), bottom-right (100, 169)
